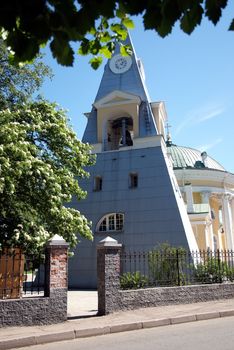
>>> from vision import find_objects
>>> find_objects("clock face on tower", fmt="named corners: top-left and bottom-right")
top-left (109, 54), bottom-right (132, 74)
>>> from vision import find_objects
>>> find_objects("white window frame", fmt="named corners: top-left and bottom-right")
top-left (96, 213), bottom-right (124, 232)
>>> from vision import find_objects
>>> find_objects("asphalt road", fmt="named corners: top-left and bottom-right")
top-left (19, 316), bottom-right (234, 350)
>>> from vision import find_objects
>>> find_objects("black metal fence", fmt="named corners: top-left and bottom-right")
top-left (120, 249), bottom-right (234, 289)
top-left (0, 249), bottom-right (45, 299)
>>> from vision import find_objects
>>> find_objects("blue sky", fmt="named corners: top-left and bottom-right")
top-left (41, 3), bottom-right (234, 173)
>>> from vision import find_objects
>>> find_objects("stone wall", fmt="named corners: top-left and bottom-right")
top-left (97, 237), bottom-right (234, 315)
top-left (97, 237), bottom-right (122, 315)
top-left (0, 235), bottom-right (69, 327)
top-left (118, 283), bottom-right (234, 312)
top-left (0, 289), bottom-right (67, 327)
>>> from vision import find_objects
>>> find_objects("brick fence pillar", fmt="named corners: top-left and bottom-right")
top-left (97, 237), bottom-right (122, 315)
top-left (45, 234), bottom-right (69, 321)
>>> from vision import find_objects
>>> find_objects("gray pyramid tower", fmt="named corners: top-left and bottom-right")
top-left (69, 35), bottom-right (198, 288)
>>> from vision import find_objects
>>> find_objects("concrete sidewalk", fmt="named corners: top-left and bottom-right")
top-left (1, 292), bottom-right (234, 350)
top-left (67, 290), bottom-right (98, 318)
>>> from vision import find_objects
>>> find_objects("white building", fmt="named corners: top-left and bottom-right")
top-left (166, 137), bottom-right (234, 251)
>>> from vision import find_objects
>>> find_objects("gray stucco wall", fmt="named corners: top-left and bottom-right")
top-left (69, 145), bottom-right (190, 288)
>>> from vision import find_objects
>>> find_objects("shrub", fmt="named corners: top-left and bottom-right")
top-left (120, 271), bottom-right (148, 290)
top-left (148, 243), bottom-right (187, 286)
top-left (194, 257), bottom-right (234, 284)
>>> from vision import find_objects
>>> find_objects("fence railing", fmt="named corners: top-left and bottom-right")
top-left (120, 249), bottom-right (234, 290)
top-left (0, 249), bottom-right (45, 299)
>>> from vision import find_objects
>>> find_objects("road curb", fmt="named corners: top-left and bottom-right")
top-left (36, 331), bottom-right (75, 344)
top-left (170, 314), bottom-right (197, 324)
top-left (75, 326), bottom-right (110, 338)
top-left (0, 337), bottom-right (36, 350)
top-left (1, 309), bottom-right (234, 350)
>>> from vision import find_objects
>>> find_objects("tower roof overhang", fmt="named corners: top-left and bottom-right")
top-left (93, 90), bottom-right (141, 109)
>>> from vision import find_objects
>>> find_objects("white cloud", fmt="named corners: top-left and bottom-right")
top-left (174, 104), bottom-right (225, 136)
top-left (195, 138), bottom-right (223, 152)
top-left (174, 114), bottom-right (194, 136)
top-left (196, 108), bottom-right (224, 123)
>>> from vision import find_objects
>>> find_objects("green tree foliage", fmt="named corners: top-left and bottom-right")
top-left (0, 1), bottom-right (232, 67)
top-left (0, 101), bottom-right (95, 254)
top-left (0, 40), bottom-right (52, 109)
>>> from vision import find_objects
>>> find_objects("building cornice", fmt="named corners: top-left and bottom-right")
top-left (175, 168), bottom-right (234, 187)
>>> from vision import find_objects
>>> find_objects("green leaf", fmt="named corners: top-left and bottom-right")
top-left (110, 22), bottom-right (128, 40)
top-left (205, 0), bottom-right (228, 25)
top-left (229, 18), bottom-right (234, 31)
top-left (177, 0), bottom-right (197, 11)
top-left (157, 20), bottom-right (173, 38)
top-left (122, 17), bottom-right (135, 29)
top-left (89, 39), bottom-right (102, 55)
top-left (116, 8), bottom-right (125, 19)
top-left (120, 44), bottom-right (132, 56)
top-left (89, 27), bottom-right (96, 36)
top-left (50, 37), bottom-right (74, 66)
top-left (180, 5), bottom-right (203, 34)
top-left (110, 23), bottom-right (122, 33)
top-left (6, 31), bottom-right (40, 63)
top-left (99, 32), bottom-right (112, 43)
top-left (106, 41), bottom-right (116, 54)
top-left (99, 45), bottom-right (112, 58)
top-left (162, 0), bottom-right (181, 25)
top-left (101, 17), bottom-right (109, 30)
top-left (180, 13), bottom-right (195, 34)
top-left (143, 6), bottom-right (162, 30)
top-left (78, 38), bottom-right (91, 55)
top-left (89, 56), bottom-right (103, 70)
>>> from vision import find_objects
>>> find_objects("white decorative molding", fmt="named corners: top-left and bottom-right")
top-left (151, 101), bottom-right (168, 122)
top-left (94, 90), bottom-right (141, 109)
top-left (178, 185), bottom-right (234, 198)
top-left (175, 169), bottom-right (234, 187)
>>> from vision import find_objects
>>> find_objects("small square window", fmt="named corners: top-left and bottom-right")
top-left (94, 176), bottom-right (102, 191)
top-left (129, 173), bottom-right (138, 188)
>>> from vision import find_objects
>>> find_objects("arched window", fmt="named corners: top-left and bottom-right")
top-left (96, 213), bottom-right (124, 232)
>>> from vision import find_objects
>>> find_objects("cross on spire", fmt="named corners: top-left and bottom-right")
top-left (165, 122), bottom-right (171, 135)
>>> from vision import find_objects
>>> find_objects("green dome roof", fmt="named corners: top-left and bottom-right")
top-left (167, 144), bottom-right (225, 172)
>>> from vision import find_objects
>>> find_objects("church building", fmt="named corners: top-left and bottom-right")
top-left (69, 35), bottom-right (234, 288)
top-left (166, 139), bottom-right (234, 253)
top-left (69, 36), bottom-right (199, 288)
